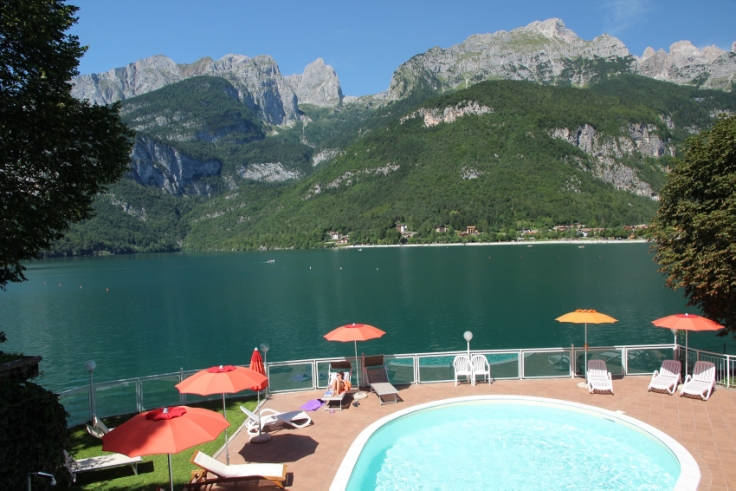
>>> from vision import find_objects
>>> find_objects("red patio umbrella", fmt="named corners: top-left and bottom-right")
top-left (652, 313), bottom-right (724, 376)
top-left (102, 406), bottom-right (228, 491)
top-left (324, 323), bottom-right (386, 388)
top-left (249, 348), bottom-right (270, 443)
top-left (175, 365), bottom-right (267, 463)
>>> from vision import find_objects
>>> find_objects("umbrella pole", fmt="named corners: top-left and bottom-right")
top-left (222, 393), bottom-right (229, 465)
top-left (168, 453), bottom-right (174, 491)
top-left (354, 340), bottom-right (360, 388)
top-left (257, 389), bottom-right (261, 437)
top-left (584, 323), bottom-right (588, 379)
top-left (685, 331), bottom-right (689, 378)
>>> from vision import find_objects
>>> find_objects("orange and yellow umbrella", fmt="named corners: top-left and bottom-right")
top-left (556, 309), bottom-right (617, 375)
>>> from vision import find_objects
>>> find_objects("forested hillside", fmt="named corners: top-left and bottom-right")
top-left (47, 75), bottom-right (736, 255)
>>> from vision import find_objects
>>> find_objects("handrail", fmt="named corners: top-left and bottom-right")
top-left (58, 342), bottom-right (729, 427)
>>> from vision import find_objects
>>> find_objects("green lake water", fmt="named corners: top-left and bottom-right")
top-left (0, 243), bottom-right (722, 392)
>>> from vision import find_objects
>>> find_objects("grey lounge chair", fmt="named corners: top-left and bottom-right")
top-left (363, 355), bottom-right (400, 405)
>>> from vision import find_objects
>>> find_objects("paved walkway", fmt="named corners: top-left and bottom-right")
top-left (215, 377), bottom-right (736, 490)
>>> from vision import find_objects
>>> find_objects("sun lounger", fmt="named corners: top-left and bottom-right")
top-left (362, 354), bottom-right (401, 405)
top-left (680, 360), bottom-right (716, 401)
top-left (64, 450), bottom-right (141, 483)
top-left (648, 360), bottom-right (681, 395)
top-left (453, 355), bottom-right (473, 386)
top-left (587, 359), bottom-right (614, 395)
top-left (471, 354), bottom-right (492, 385)
top-left (321, 360), bottom-right (352, 411)
top-left (240, 406), bottom-right (311, 435)
top-left (187, 450), bottom-right (291, 489)
top-left (86, 414), bottom-right (112, 439)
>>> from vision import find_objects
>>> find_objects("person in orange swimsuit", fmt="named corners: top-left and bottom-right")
top-left (329, 371), bottom-right (351, 394)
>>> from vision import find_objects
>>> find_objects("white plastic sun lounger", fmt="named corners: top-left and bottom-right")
top-left (453, 355), bottom-right (473, 386)
top-left (587, 359), bottom-right (614, 395)
top-left (188, 450), bottom-right (290, 489)
top-left (240, 406), bottom-right (311, 435)
top-left (648, 360), bottom-right (682, 395)
top-left (471, 354), bottom-right (492, 385)
top-left (64, 450), bottom-right (141, 483)
top-left (680, 360), bottom-right (716, 401)
top-left (321, 360), bottom-right (352, 410)
top-left (86, 414), bottom-right (113, 439)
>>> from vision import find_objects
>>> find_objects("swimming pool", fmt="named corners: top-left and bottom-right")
top-left (331, 396), bottom-right (700, 490)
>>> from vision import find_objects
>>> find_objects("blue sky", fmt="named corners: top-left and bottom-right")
top-left (69, 0), bottom-right (735, 96)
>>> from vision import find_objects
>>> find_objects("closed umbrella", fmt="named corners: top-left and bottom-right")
top-left (249, 348), bottom-right (270, 443)
top-left (176, 365), bottom-right (267, 463)
top-left (652, 313), bottom-right (724, 376)
top-left (102, 406), bottom-right (228, 491)
top-left (324, 323), bottom-right (385, 388)
top-left (556, 309), bottom-right (618, 377)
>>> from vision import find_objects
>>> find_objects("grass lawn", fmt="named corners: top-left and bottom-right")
top-left (67, 397), bottom-right (258, 490)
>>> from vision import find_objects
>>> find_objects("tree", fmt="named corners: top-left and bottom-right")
top-left (652, 115), bottom-right (736, 334)
top-left (0, 0), bottom-right (134, 289)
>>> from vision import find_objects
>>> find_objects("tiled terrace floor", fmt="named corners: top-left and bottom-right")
top-left (212, 377), bottom-right (736, 490)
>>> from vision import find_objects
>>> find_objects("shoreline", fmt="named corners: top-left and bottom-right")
top-left (346, 239), bottom-right (650, 249)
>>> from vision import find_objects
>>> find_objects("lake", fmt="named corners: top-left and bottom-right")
top-left (0, 243), bottom-right (721, 392)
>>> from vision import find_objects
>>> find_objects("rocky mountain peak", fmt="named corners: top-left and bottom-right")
top-left (669, 40), bottom-right (699, 58)
top-left (520, 18), bottom-right (579, 43)
top-left (285, 58), bottom-right (343, 107)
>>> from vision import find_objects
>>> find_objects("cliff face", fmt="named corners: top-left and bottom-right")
top-left (72, 56), bottom-right (344, 125)
top-left (550, 123), bottom-right (674, 197)
top-left (129, 137), bottom-right (221, 195)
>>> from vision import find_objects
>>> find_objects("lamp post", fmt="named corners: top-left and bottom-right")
top-left (27, 472), bottom-right (56, 490)
top-left (85, 360), bottom-right (96, 420)
top-left (259, 343), bottom-right (270, 379)
top-left (463, 331), bottom-right (473, 360)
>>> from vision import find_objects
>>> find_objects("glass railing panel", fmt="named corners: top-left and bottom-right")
top-left (573, 349), bottom-right (623, 377)
top-left (140, 374), bottom-right (181, 410)
top-left (315, 361), bottom-right (331, 389)
top-left (268, 362), bottom-right (314, 392)
top-left (626, 348), bottom-right (675, 375)
top-left (522, 351), bottom-right (570, 378)
top-left (586, 349), bottom-right (624, 377)
top-left (697, 352), bottom-right (728, 386)
top-left (93, 381), bottom-right (137, 419)
top-left (60, 387), bottom-right (92, 427)
top-left (485, 352), bottom-right (519, 379)
top-left (418, 355), bottom-right (455, 383)
top-left (385, 357), bottom-right (415, 385)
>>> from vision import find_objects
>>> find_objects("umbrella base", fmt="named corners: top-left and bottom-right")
top-left (250, 433), bottom-right (272, 444)
top-left (577, 382), bottom-right (588, 389)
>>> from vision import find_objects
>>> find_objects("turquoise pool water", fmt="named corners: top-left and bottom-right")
top-left (346, 401), bottom-right (680, 490)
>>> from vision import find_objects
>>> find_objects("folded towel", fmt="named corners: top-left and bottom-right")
top-left (300, 399), bottom-right (325, 411)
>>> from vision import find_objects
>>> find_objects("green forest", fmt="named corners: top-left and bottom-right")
top-left (46, 74), bottom-right (736, 255)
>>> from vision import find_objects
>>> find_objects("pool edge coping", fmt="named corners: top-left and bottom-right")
top-left (328, 394), bottom-right (701, 491)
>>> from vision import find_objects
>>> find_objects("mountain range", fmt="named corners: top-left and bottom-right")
top-left (50, 19), bottom-right (736, 255)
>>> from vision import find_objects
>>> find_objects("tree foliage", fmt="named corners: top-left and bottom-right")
top-left (652, 115), bottom-right (736, 334)
top-left (0, 0), bottom-right (134, 288)
top-left (0, 378), bottom-right (70, 489)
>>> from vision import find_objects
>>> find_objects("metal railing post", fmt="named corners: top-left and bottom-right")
top-left (519, 350), bottom-right (525, 379)
top-left (179, 368), bottom-right (186, 405)
top-left (622, 347), bottom-right (628, 376)
top-left (136, 378), bottom-right (144, 413)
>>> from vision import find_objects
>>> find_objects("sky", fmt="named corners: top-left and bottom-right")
top-left (68, 0), bottom-right (736, 96)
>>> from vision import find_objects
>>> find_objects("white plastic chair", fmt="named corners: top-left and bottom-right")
top-left (471, 354), bottom-right (491, 385)
top-left (453, 355), bottom-right (473, 386)
top-left (680, 361), bottom-right (716, 401)
top-left (586, 359), bottom-right (614, 394)
top-left (648, 360), bottom-right (681, 395)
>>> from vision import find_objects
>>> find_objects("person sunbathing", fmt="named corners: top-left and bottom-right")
top-left (328, 372), bottom-right (351, 394)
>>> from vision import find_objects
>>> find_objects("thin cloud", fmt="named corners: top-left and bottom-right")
top-left (601, 0), bottom-right (654, 35)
